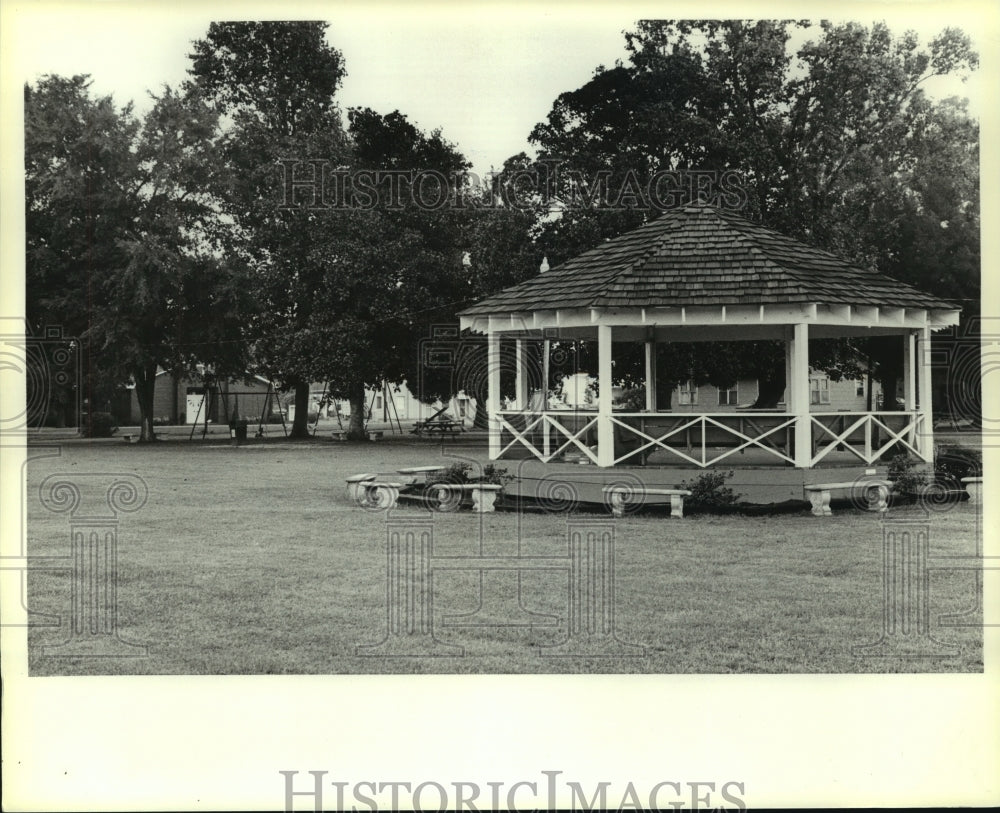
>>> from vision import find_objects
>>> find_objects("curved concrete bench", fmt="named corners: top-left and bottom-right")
top-left (428, 482), bottom-right (503, 513)
top-left (961, 476), bottom-right (982, 505)
top-left (602, 485), bottom-right (692, 518)
top-left (398, 465), bottom-right (447, 483)
top-left (361, 481), bottom-right (404, 509)
top-left (345, 473), bottom-right (377, 505)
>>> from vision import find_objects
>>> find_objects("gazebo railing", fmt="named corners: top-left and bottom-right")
top-left (809, 411), bottom-right (923, 466)
top-left (497, 410), bottom-right (599, 464)
top-left (496, 409), bottom-right (924, 467)
top-left (610, 412), bottom-right (797, 467)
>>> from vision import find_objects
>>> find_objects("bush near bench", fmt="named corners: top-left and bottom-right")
top-left (675, 470), bottom-right (741, 513)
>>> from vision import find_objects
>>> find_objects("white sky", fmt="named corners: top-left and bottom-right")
top-left (2, 3), bottom-right (999, 811)
top-left (6, 2), bottom-right (986, 178)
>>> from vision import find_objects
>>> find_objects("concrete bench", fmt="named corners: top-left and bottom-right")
top-left (347, 474), bottom-right (377, 505)
top-left (122, 434), bottom-right (136, 443)
top-left (961, 476), bottom-right (982, 505)
top-left (602, 485), bottom-right (692, 518)
top-left (360, 481), bottom-right (404, 509)
top-left (398, 465), bottom-right (447, 483)
top-left (428, 482), bottom-right (503, 513)
top-left (345, 473), bottom-right (377, 504)
top-left (367, 430), bottom-right (384, 441)
top-left (330, 429), bottom-right (348, 441)
top-left (804, 479), bottom-right (892, 516)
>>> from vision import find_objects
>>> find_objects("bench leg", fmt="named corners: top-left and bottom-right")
top-left (348, 481), bottom-right (376, 506)
top-left (809, 490), bottom-right (832, 517)
top-left (430, 485), bottom-right (462, 513)
top-left (965, 481), bottom-right (981, 505)
top-left (670, 494), bottom-right (685, 519)
top-left (869, 484), bottom-right (890, 513)
top-left (369, 484), bottom-right (399, 510)
top-left (471, 488), bottom-right (497, 513)
top-left (608, 490), bottom-right (625, 519)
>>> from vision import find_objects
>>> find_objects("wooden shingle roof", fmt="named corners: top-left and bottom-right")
top-left (459, 206), bottom-right (957, 316)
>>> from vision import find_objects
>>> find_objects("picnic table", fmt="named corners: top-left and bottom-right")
top-left (411, 418), bottom-right (465, 437)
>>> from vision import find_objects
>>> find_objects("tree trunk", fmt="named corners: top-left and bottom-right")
top-left (170, 370), bottom-right (181, 425)
top-left (288, 381), bottom-right (311, 439)
top-left (347, 382), bottom-right (367, 440)
top-left (752, 369), bottom-right (786, 409)
top-left (133, 362), bottom-right (158, 442)
top-left (656, 380), bottom-right (674, 410)
top-left (471, 381), bottom-right (489, 430)
top-left (870, 336), bottom-right (902, 411)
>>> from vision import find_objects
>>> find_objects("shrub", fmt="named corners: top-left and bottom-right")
top-left (616, 387), bottom-right (646, 411)
top-left (935, 445), bottom-right (982, 488)
top-left (887, 452), bottom-right (928, 494)
top-left (480, 464), bottom-right (513, 488)
top-left (427, 462), bottom-right (472, 486)
top-left (79, 411), bottom-right (118, 438)
top-left (676, 470), bottom-right (741, 512)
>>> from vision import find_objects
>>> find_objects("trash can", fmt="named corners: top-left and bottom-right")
top-left (230, 419), bottom-right (249, 445)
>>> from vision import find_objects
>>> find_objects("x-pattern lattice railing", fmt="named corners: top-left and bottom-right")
top-left (497, 411), bottom-right (598, 464)
top-left (810, 412), bottom-right (922, 466)
top-left (496, 410), bottom-right (923, 468)
top-left (611, 413), bottom-right (797, 467)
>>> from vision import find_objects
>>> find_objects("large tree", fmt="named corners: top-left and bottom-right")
top-left (302, 108), bottom-right (472, 437)
top-left (24, 75), bottom-right (137, 425)
top-left (25, 76), bottom-right (246, 440)
top-left (512, 20), bottom-right (979, 404)
top-left (187, 21), bottom-right (351, 438)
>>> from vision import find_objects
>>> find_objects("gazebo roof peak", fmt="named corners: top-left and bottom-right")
top-left (459, 205), bottom-right (957, 318)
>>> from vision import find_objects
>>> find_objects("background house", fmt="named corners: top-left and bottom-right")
top-left (551, 370), bottom-right (885, 413)
top-left (128, 369), bottom-right (280, 426)
top-left (287, 381), bottom-right (478, 425)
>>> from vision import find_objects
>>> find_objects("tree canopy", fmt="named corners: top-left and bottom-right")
top-left (510, 20), bottom-right (980, 404)
top-left (25, 75), bottom-right (248, 440)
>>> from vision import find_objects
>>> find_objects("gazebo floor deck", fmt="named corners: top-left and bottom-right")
top-left (499, 447), bottom-right (905, 506)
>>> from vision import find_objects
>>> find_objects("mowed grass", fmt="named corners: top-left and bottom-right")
top-left (24, 435), bottom-right (983, 675)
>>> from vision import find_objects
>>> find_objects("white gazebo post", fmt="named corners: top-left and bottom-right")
top-left (542, 338), bottom-right (551, 456)
top-left (788, 322), bottom-right (812, 468)
top-left (597, 324), bottom-right (614, 466)
top-left (488, 330), bottom-right (502, 459)
top-left (902, 330), bottom-right (917, 448)
top-left (514, 339), bottom-right (528, 410)
top-left (917, 325), bottom-right (934, 462)
top-left (644, 331), bottom-right (658, 411)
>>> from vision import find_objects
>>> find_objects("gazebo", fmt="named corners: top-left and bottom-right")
top-left (458, 205), bottom-right (960, 475)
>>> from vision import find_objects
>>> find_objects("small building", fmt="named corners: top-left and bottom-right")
top-left (128, 369), bottom-right (280, 426)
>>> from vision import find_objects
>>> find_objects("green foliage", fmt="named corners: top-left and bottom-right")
top-left (520, 20), bottom-right (979, 398)
top-left (676, 470), bottom-right (741, 512)
top-left (24, 75), bottom-right (249, 442)
top-left (427, 462), bottom-right (473, 486)
top-left (935, 445), bottom-right (982, 486)
top-left (189, 23), bottom-right (477, 438)
top-left (887, 453), bottom-right (929, 494)
top-left (480, 464), bottom-right (513, 487)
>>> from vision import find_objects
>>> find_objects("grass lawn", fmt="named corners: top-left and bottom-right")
top-left (24, 433), bottom-right (983, 675)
